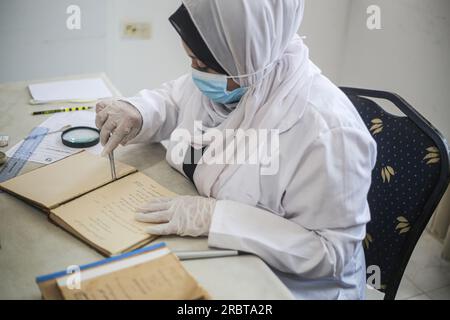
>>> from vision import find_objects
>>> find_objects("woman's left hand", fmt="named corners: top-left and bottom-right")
top-left (135, 196), bottom-right (217, 237)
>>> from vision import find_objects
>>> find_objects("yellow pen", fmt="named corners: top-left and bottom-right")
top-left (31, 106), bottom-right (93, 116)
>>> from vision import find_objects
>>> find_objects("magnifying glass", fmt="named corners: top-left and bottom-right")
top-left (61, 126), bottom-right (100, 148)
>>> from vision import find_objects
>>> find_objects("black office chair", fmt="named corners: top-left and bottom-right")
top-left (340, 87), bottom-right (450, 300)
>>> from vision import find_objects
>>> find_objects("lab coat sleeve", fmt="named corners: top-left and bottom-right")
top-left (121, 74), bottom-right (191, 144)
top-left (208, 127), bottom-right (377, 279)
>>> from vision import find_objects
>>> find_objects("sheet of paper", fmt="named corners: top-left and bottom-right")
top-left (28, 78), bottom-right (112, 102)
top-left (51, 172), bottom-right (177, 255)
top-left (57, 251), bottom-right (205, 300)
top-left (0, 151), bottom-right (137, 210)
top-left (6, 111), bottom-right (102, 164)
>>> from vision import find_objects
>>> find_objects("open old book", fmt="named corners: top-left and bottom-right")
top-left (0, 151), bottom-right (176, 256)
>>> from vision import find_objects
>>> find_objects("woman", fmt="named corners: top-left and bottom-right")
top-left (96, 0), bottom-right (377, 300)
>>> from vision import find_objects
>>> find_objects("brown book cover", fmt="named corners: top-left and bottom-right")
top-left (36, 243), bottom-right (210, 300)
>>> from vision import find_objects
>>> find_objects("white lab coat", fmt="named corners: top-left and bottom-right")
top-left (124, 71), bottom-right (377, 300)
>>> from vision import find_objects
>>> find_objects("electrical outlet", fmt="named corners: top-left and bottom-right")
top-left (122, 22), bottom-right (151, 40)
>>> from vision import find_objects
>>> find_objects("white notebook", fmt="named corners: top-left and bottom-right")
top-left (28, 78), bottom-right (112, 103)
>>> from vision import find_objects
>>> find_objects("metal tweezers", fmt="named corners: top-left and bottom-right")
top-left (108, 151), bottom-right (117, 181)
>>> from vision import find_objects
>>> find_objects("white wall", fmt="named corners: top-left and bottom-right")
top-left (0, 0), bottom-right (189, 97)
top-left (0, 0), bottom-right (351, 96)
top-left (301, 0), bottom-right (351, 82)
top-left (109, 0), bottom-right (352, 94)
top-left (106, 0), bottom-right (190, 96)
top-left (340, 0), bottom-right (450, 140)
top-left (0, 0), bottom-right (108, 82)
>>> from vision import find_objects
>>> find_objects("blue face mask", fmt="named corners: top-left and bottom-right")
top-left (192, 68), bottom-right (248, 105)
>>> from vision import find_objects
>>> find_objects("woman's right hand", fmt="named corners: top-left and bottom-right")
top-left (95, 99), bottom-right (143, 156)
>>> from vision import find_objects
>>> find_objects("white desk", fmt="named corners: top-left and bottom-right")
top-left (0, 74), bottom-right (293, 300)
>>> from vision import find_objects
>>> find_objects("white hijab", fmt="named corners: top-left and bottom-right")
top-left (182, 0), bottom-right (321, 204)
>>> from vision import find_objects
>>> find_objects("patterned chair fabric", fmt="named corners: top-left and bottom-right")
top-left (342, 88), bottom-right (449, 300)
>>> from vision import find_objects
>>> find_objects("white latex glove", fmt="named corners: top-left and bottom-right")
top-left (95, 99), bottom-right (143, 156)
top-left (135, 196), bottom-right (217, 237)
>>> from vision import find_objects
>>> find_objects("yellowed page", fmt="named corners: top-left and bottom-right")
top-left (57, 253), bottom-right (206, 300)
top-left (0, 151), bottom-right (136, 210)
top-left (51, 172), bottom-right (176, 256)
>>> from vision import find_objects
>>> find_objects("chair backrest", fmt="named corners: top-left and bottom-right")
top-left (340, 87), bottom-right (450, 300)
